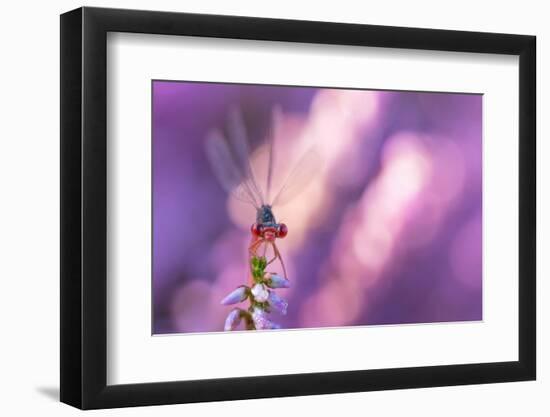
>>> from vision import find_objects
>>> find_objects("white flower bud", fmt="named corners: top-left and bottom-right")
top-left (251, 283), bottom-right (269, 302)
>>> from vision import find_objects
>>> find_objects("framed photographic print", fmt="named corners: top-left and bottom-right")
top-left (60, 6), bottom-right (536, 409)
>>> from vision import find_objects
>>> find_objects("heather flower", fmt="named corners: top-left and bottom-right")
top-left (221, 256), bottom-right (288, 331)
top-left (220, 285), bottom-right (249, 305)
top-left (251, 283), bottom-right (269, 302)
top-left (264, 272), bottom-right (290, 289)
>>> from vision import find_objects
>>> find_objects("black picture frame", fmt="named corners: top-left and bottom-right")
top-left (60, 6), bottom-right (536, 410)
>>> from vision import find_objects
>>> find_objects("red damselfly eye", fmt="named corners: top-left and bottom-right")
top-left (251, 223), bottom-right (262, 237)
top-left (277, 223), bottom-right (288, 238)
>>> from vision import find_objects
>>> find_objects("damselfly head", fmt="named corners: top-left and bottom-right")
top-left (250, 222), bottom-right (288, 241)
top-left (252, 205), bottom-right (288, 241)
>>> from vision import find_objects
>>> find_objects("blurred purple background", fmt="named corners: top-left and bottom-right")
top-left (152, 80), bottom-right (482, 334)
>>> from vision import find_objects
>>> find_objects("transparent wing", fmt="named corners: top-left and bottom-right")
top-left (264, 106), bottom-right (281, 203)
top-left (271, 149), bottom-right (321, 207)
top-left (226, 108), bottom-right (265, 205)
top-left (205, 129), bottom-right (262, 208)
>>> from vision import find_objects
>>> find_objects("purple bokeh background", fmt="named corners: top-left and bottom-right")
top-left (153, 80), bottom-right (482, 334)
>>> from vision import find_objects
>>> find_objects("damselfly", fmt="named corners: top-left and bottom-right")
top-left (206, 106), bottom-right (318, 283)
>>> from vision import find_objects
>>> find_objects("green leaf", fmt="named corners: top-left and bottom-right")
top-left (251, 257), bottom-right (258, 268)
top-left (259, 257), bottom-right (267, 270)
top-left (250, 256), bottom-right (268, 282)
